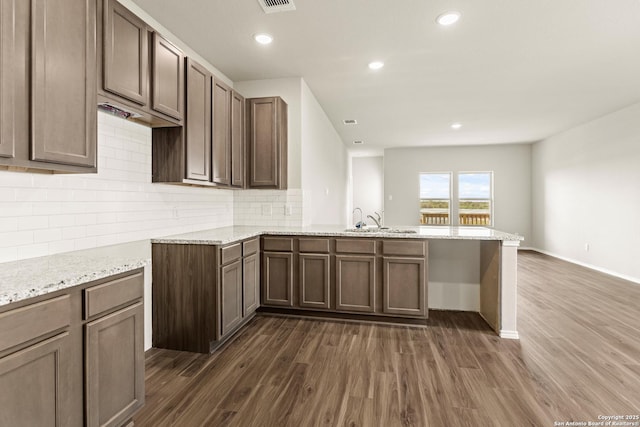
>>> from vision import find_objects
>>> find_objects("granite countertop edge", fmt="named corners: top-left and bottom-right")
top-left (0, 240), bottom-right (151, 308)
top-left (151, 225), bottom-right (524, 246)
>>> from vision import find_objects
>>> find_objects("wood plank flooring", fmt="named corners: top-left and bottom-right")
top-left (134, 251), bottom-right (640, 426)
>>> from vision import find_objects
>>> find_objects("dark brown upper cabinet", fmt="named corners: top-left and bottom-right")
top-left (247, 97), bottom-right (288, 189)
top-left (98, 0), bottom-right (183, 127)
top-left (102, 0), bottom-right (148, 106)
top-left (152, 33), bottom-right (184, 121)
top-left (0, 0), bottom-right (16, 159)
top-left (31, 0), bottom-right (97, 168)
top-left (1, 0), bottom-right (97, 172)
top-left (212, 79), bottom-right (232, 186)
top-left (185, 58), bottom-right (212, 182)
top-left (230, 90), bottom-right (245, 188)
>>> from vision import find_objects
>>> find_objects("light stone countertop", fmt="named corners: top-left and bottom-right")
top-left (0, 240), bottom-right (151, 307)
top-left (1, 225), bottom-right (522, 308)
top-left (151, 225), bottom-right (524, 245)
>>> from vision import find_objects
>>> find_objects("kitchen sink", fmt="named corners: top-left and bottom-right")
top-left (344, 228), bottom-right (417, 234)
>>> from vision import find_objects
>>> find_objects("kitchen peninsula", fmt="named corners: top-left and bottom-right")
top-left (151, 225), bottom-right (522, 354)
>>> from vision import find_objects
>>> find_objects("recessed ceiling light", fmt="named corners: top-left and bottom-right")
top-left (254, 33), bottom-right (273, 45)
top-left (436, 11), bottom-right (461, 26)
top-left (353, 140), bottom-right (364, 145)
top-left (368, 61), bottom-right (384, 70)
top-left (451, 122), bottom-right (462, 130)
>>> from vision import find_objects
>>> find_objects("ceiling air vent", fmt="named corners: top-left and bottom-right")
top-left (343, 119), bottom-right (358, 125)
top-left (258, 0), bottom-right (296, 14)
top-left (353, 140), bottom-right (364, 145)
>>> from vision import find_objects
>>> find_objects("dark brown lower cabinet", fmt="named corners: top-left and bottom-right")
top-left (262, 252), bottom-right (294, 307)
top-left (221, 260), bottom-right (243, 336)
top-left (85, 302), bottom-right (144, 427)
top-left (0, 332), bottom-right (71, 426)
top-left (0, 269), bottom-right (145, 427)
top-left (243, 253), bottom-right (260, 316)
top-left (299, 254), bottom-right (331, 309)
top-left (382, 257), bottom-right (427, 317)
top-left (335, 255), bottom-right (376, 313)
top-left (152, 239), bottom-right (259, 354)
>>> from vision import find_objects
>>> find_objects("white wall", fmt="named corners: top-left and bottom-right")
top-left (383, 144), bottom-right (532, 309)
top-left (235, 78), bottom-right (349, 226)
top-left (532, 102), bottom-right (640, 283)
top-left (300, 80), bottom-right (349, 225)
top-left (0, 112), bottom-right (234, 264)
top-left (384, 144), bottom-right (532, 239)
top-left (351, 156), bottom-right (383, 224)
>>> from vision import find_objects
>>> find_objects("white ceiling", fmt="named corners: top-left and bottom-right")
top-left (131, 0), bottom-right (640, 151)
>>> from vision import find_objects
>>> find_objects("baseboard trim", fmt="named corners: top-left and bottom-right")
top-left (529, 248), bottom-right (640, 285)
top-left (500, 330), bottom-right (520, 339)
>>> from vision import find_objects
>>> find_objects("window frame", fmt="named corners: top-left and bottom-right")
top-left (418, 172), bottom-right (452, 225)
top-left (456, 171), bottom-right (494, 227)
top-left (418, 170), bottom-right (494, 227)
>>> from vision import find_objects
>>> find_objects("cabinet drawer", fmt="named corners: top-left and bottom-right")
top-left (243, 238), bottom-right (259, 256)
top-left (335, 239), bottom-right (376, 255)
top-left (299, 238), bottom-right (330, 253)
top-left (382, 240), bottom-right (427, 257)
top-left (0, 295), bottom-right (70, 353)
top-left (262, 237), bottom-right (293, 252)
top-left (84, 271), bottom-right (143, 320)
top-left (221, 243), bottom-right (242, 265)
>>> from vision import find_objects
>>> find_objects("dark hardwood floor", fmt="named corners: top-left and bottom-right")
top-left (134, 251), bottom-right (640, 426)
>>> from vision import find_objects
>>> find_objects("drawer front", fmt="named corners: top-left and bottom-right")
top-left (243, 238), bottom-right (260, 256)
top-left (382, 240), bottom-right (427, 257)
top-left (335, 239), bottom-right (376, 255)
top-left (262, 237), bottom-right (294, 252)
top-left (84, 271), bottom-right (143, 320)
top-left (0, 295), bottom-right (71, 353)
top-left (221, 243), bottom-right (242, 265)
top-left (298, 238), bottom-right (330, 254)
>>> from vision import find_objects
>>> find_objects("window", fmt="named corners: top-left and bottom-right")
top-left (419, 171), bottom-right (493, 226)
top-left (458, 172), bottom-right (493, 226)
top-left (419, 173), bottom-right (451, 225)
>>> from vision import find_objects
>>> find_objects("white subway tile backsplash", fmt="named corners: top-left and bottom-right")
top-left (0, 188), bottom-right (15, 201)
top-left (18, 215), bottom-right (49, 231)
top-left (17, 243), bottom-right (49, 259)
top-left (0, 247), bottom-right (17, 263)
top-left (0, 111), bottom-right (319, 262)
top-left (0, 231), bottom-right (34, 248)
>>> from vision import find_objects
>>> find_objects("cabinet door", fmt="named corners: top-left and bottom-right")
top-left (262, 252), bottom-right (293, 307)
top-left (0, 332), bottom-right (71, 426)
top-left (0, 0), bottom-right (16, 158)
top-left (86, 303), bottom-right (144, 427)
top-left (299, 254), bottom-right (330, 309)
top-left (152, 33), bottom-right (184, 120)
top-left (31, 0), bottom-right (97, 167)
top-left (103, 0), bottom-right (148, 105)
top-left (243, 252), bottom-right (259, 316)
top-left (382, 257), bottom-right (426, 317)
top-left (185, 58), bottom-right (211, 181)
top-left (335, 255), bottom-right (376, 313)
top-left (220, 260), bottom-right (243, 337)
top-left (212, 79), bottom-right (231, 186)
top-left (230, 90), bottom-right (245, 187)
top-left (247, 97), bottom-right (287, 189)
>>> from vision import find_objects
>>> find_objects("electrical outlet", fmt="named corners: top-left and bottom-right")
top-left (262, 204), bottom-right (272, 216)
top-left (584, 243), bottom-right (590, 252)
top-left (285, 204), bottom-right (293, 216)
